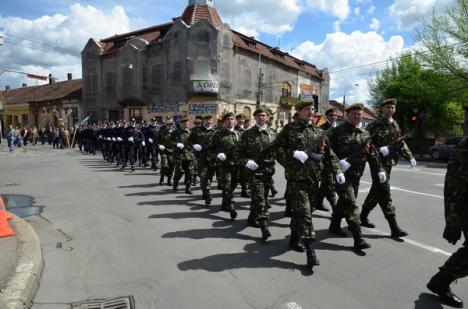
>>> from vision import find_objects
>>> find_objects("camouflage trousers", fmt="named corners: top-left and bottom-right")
top-left (196, 158), bottom-right (214, 191)
top-left (238, 166), bottom-right (248, 190)
top-left (441, 231), bottom-right (468, 279)
top-left (217, 163), bottom-right (239, 206)
top-left (334, 175), bottom-right (361, 226)
top-left (288, 180), bottom-right (317, 240)
top-left (315, 167), bottom-right (338, 209)
top-left (160, 153), bottom-right (174, 178)
top-left (361, 165), bottom-right (396, 218)
top-left (247, 170), bottom-right (274, 223)
top-left (174, 158), bottom-right (195, 186)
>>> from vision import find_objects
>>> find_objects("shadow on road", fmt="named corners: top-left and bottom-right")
top-left (414, 293), bottom-right (443, 309)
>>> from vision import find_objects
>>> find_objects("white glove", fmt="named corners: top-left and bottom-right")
top-left (128, 137), bottom-right (134, 143)
top-left (176, 143), bottom-right (185, 149)
top-left (293, 150), bottom-right (309, 164)
top-left (117, 137), bottom-right (123, 142)
top-left (339, 159), bottom-right (351, 172)
top-left (148, 138), bottom-right (153, 144)
top-left (112, 137), bottom-right (116, 142)
top-left (245, 160), bottom-right (259, 171)
top-left (142, 141), bottom-right (146, 147)
top-left (335, 172), bottom-right (346, 185)
top-left (99, 135), bottom-right (103, 139)
top-left (193, 144), bottom-right (202, 152)
top-left (158, 145), bottom-right (166, 151)
top-left (107, 137), bottom-right (111, 141)
top-left (378, 171), bottom-right (387, 183)
top-left (217, 153), bottom-right (227, 161)
top-left (410, 158), bottom-right (417, 168)
top-left (379, 146), bottom-right (390, 157)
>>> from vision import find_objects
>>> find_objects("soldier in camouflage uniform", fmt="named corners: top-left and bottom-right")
top-left (240, 107), bottom-right (276, 241)
top-left (188, 114), bottom-right (216, 205)
top-left (212, 112), bottom-right (241, 220)
top-left (170, 118), bottom-right (195, 194)
top-left (235, 114), bottom-right (250, 198)
top-left (275, 102), bottom-right (341, 268)
top-left (360, 98), bottom-right (416, 238)
top-left (191, 117), bottom-right (203, 186)
top-left (315, 108), bottom-right (339, 212)
top-left (327, 103), bottom-right (385, 250)
top-left (155, 119), bottom-right (175, 186)
top-left (283, 112), bottom-right (300, 218)
top-left (427, 137), bottom-right (467, 308)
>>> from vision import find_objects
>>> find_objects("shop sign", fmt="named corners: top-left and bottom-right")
top-left (192, 80), bottom-right (219, 93)
top-left (188, 103), bottom-right (218, 115)
top-left (148, 102), bottom-right (180, 113)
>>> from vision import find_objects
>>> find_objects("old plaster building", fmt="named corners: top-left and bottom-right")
top-left (81, 0), bottom-right (330, 127)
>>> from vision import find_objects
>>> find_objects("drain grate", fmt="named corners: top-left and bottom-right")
top-left (72, 296), bottom-right (135, 309)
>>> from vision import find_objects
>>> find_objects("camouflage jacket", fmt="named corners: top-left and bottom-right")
top-left (366, 117), bottom-right (413, 166)
top-left (320, 121), bottom-right (334, 131)
top-left (170, 127), bottom-right (194, 161)
top-left (188, 126), bottom-right (216, 160)
top-left (155, 128), bottom-right (174, 155)
top-left (274, 120), bottom-right (340, 182)
top-left (211, 127), bottom-right (241, 166)
top-left (444, 137), bottom-right (468, 233)
top-left (328, 122), bottom-right (382, 177)
top-left (240, 125), bottom-right (276, 173)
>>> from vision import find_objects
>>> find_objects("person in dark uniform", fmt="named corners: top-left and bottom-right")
top-left (235, 114), bottom-right (250, 198)
top-left (122, 119), bottom-right (139, 171)
top-left (145, 118), bottom-right (159, 171)
top-left (156, 119), bottom-right (175, 185)
top-left (170, 118), bottom-right (195, 194)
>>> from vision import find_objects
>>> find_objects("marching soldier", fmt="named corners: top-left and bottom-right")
top-left (327, 103), bottom-right (385, 250)
top-left (146, 118), bottom-right (159, 171)
top-left (235, 114), bottom-right (250, 198)
top-left (212, 112), bottom-right (242, 220)
top-left (170, 118), bottom-right (195, 194)
top-left (315, 108), bottom-right (339, 212)
top-left (122, 119), bottom-right (139, 171)
top-left (275, 102), bottom-right (340, 268)
top-left (156, 119), bottom-right (175, 185)
top-left (240, 107), bottom-right (276, 241)
top-left (188, 114), bottom-right (216, 205)
top-left (360, 98), bottom-right (415, 238)
top-left (114, 121), bottom-right (124, 167)
top-left (427, 137), bottom-right (467, 308)
top-left (191, 118), bottom-right (203, 186)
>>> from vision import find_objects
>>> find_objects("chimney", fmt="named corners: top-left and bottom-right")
top-left (67, 73), bottom-right (72, 81)
top-left (5, 85), bottom-right (10, 91)
top-left (22, 83), bottom-right (27, 88)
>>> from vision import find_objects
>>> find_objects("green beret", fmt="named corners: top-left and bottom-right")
top-left (222, 112), bottom-right (235, 122)
top-left (244, 117), bottom-right (251, 122)
top-left (165, 119), bottom-right (174, 125)
top-left (253, 107), bottom-right (269, 116)
top-left (295, 102), bottom-right (314, 111)
top-left (380, 98), bottom-right (397, 107)
top-left (236, 114), bottom-right (245, 119)
top-left (202, 113), bottom-right (213, 119)
top-left (194, 119), bottom-right (202, 125)
top-left (325, 108), bottom-right (337, 116)
top-left (345, 103), bottom-right (364, 113)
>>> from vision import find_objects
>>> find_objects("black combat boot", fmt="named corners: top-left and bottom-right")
top-left (302, 239), bottom-right (320, 269)
top-left (229, 203), bottom-right (237, 220)
top-left (185, 185), bottom-right (192, 195)
top-left (130, 165), bottom-right (135, 172)
top-left (289, 230), bottom-right (305, 252)
top-left (284, 201), bottom-right (292, 218)
top-left (173, 180), bottom-right (179, 192)
top-left (258, 220), bottom-right (271, 241)
top-left (328, 214), bottom-right (347, 237)
top-left (202, 190), bottom-right (212, 205)
top-left (166, 176), bottom-right (172, 186)
top-left (427, 270), bottom-right (464, 308)
top-left (387, 217), bottom-right (409, 238)
top-left (247, 212), bottom-right (259, 227)
top-left (241, 187), bottom-right (250, 198)
top-left (159, 175), bottom-right (164, 185)
top-left (360, 207), bottom-right (376, 228)
top-left (350, 225), bottom-right (371, 250)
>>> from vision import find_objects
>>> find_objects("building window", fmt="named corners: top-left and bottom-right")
top-left (130, 108), bottom-right (142, 119)
top-left (108, 110), bottom-right (120, 122)
top-left (282, 82), bottom-right (292, 97)
top-left (106, 72), bottom-right (115, 91)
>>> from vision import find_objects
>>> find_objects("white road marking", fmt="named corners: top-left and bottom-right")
top-left (364, 227), bottom-right (451, 257)
top-left (392, 167), bottom-right (446, 176)
top-left (359, 181), bottom-right (443, 199)
top-left (284, 302), bottom-right (303, 309)
top-left (435, 184), bottom-right (444, 187)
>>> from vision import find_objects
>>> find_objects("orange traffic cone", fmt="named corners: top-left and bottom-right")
top-left (0, 208), bottom-right (15, 238)
top-left (0, 196), bottom-right (13, 220)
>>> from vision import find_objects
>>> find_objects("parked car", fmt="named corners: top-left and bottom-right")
top-left (429, 136), bottom-right (466, 160)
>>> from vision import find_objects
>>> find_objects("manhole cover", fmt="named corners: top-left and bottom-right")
top-left (72, 296), bottom-right (135, 309)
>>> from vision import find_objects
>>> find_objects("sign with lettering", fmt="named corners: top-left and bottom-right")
top-left (192, 80), bottom-right (219, 93)
top-left (299, 93), bottom-right (314, 103)
top-left (188, 103), bottom-right (218, 115)
top-left (148, 102), bottom-right (180, 113)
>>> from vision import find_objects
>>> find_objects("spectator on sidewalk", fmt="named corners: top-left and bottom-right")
top-left (7, 125), bottom-right (16, 152)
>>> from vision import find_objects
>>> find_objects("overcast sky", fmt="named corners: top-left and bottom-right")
top-left (0, 0), bottom-right (455, 103)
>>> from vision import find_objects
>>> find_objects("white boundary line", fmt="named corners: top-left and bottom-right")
top-left (359, 181), bottom-right (443, 199)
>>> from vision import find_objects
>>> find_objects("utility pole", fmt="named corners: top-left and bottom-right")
top-left (256, 68), bottom-right (264, 108)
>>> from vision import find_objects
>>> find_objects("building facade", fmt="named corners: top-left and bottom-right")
top-left (81, 0), bottom-right (329, 127)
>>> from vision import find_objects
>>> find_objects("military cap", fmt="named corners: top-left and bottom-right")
top-left (236, 113), bottom-right (245, 119)
top-left (195, 115), bottom-right (203, 120)
top-left (295, 101), bottom-right (314, 111)
top-left (131, 118), bottom-right (136, 122)
top-left (244, 116), bottom-right (251, 122)
top-left (151, 117), bottom-right (156, 121)
top-left (180, 118), bottom-right (189, 123)
top-left (222, 112), bottom-right (235, 122)
top-left (380, 98), bottom-right (397, 107)
top-left (345, 103), bottom-right (365, 113)
top-left (202, 113), bottom-right (213, 119)
top-left (325, 108), bottom-right (338, 116)
top-left (165, 119), bottom-right (174, 125)
top-left (253, 106), bottom-right (269, 116)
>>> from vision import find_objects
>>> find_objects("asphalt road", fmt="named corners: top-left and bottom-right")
top-left (0, 144), bottom-right (465, 309)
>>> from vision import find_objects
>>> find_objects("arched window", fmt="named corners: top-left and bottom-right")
top-left (282, 82), bottom-right (291, 97)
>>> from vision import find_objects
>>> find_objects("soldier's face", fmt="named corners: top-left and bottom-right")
top-left (347, 110), bottom-right (363, 126)
top-left (236, 118), bottom-right (245, 125)
top-left (180, 122), bottom-right (187, 128)
top-left (203, 118), bottom-right (213, 127)
top-left (224, 116), bottom-right (235, 128)
top-left (255, 112), bottom-right (268, 126)
top-left (299, 107), bottom-right (314, 122)
top-left (326, 112), bottom-right (338, 123)
top-left (382, 105), bottom-right (396, 118)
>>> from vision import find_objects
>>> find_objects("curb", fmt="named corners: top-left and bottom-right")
top-left (0, 216), bottom-right (43, 309)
